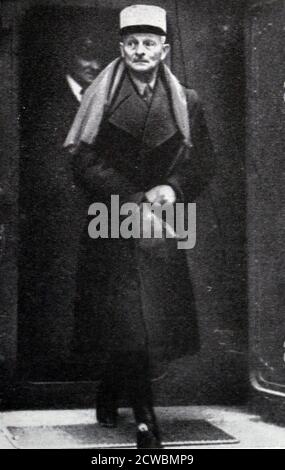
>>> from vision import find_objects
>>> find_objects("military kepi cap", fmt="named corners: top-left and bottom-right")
top-left (120, 5), bottom-right (167, 36)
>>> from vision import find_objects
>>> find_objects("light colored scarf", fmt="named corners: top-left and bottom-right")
top-left (64, 57), bottom-right (192, 152)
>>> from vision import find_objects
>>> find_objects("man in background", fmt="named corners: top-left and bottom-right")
top-left (65, 36), bottom-right (102, 105)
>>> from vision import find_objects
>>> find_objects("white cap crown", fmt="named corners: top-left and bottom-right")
top-left (120, 5), bottom-right (167, 35)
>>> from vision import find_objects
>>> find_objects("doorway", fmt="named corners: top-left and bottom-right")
top-left (17, 1), bottom-right (248, 407)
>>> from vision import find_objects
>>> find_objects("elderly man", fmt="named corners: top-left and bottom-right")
top-left (65, 5), bottom-right (215, 448)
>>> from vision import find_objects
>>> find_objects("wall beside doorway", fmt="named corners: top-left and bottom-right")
top-left (245, 0), bottom-right (285, 417)
top-left (0, 3), bottom-right (20, 403)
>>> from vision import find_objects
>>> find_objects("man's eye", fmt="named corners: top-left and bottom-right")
top-left (127, 41), bottom-right (136, 47)
top-left (144, 41), bottom-right (155, 47)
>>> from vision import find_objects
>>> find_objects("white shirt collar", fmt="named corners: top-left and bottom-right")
top-left (66, 75), bottom-right (83, 103)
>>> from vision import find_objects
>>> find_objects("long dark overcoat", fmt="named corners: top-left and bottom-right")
top-left (72, 69), bottom-right (215, 376)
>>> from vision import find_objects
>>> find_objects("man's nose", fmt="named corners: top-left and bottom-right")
top-left (135, 43), bottom-right (146, 56)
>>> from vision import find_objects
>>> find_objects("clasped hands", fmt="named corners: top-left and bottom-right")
top-left (145, 185), bottom-right (176, 205)
top-left (139, 185), bottom-right (177, 240)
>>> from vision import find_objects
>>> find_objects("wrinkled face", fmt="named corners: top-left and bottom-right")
top-left (71, 56), bottom-right (102, 86)
top-left (120, 33), bottom-right (170, 75)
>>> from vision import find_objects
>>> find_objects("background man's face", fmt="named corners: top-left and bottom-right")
top-left (120, 33), bottom-right (169, 75)
top-left (71, 56), bottom-right (101, 87)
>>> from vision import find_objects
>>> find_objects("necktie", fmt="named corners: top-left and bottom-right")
top-left (142, 84), bottom-right (152, 105)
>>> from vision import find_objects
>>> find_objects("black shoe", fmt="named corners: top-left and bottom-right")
top-left (96, 386), bottom-right (118, 428)
top-left (133, 404), bottom-right (162, 448)
top-left (136, 423), bottom-right (162, 449)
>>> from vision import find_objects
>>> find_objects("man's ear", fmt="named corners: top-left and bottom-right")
top-left (120, 42), bottom-right (125, 58)
top-left (161, 43), bottom-right (170, 61)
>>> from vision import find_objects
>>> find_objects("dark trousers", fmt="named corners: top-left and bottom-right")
top-left (98, 351), bottom-right (153, 420)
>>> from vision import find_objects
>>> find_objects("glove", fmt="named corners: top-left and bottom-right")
top-left (145, 185), bottom-right (176, 205)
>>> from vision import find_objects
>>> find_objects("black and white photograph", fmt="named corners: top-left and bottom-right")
top-left (0, 0), bottom-right (284, 456)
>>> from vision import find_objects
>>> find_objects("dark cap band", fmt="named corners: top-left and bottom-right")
top-left (120, 25), bottom-right (166, 37)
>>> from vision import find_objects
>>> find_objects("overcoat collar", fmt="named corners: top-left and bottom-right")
top-left (108, 72), bottom-right (178, 149)
top-left (64, 58), bottom-right (192, 152)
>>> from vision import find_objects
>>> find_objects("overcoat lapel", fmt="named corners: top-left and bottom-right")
top-left (142, 77), bottom-right (178, 149)
top-left (108, 74), bottom-right (178, 148)
top-left (108, 74), bottom-right (149, 141)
